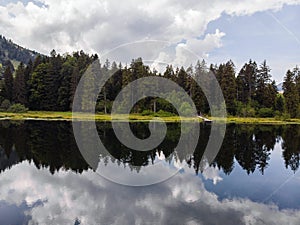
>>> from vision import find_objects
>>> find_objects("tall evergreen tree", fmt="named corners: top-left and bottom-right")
top-left (275, 94), bottom-right (284, 113)
top-left (70, 65), bottom-right (81, 110)
top-left (58, 57), bottom-right (76, 111)
top-left (217, 60), bottom-right (237, 114)
top-left (255, 60), bottom-right (274, 108)
top-left (13, 63), bottom-right (27, 105)
top-left (293, 66), bottom-right (300, 101)
top-left (2, 66), bottom-right (14, 101)
top-left (283, 69), bottom-right (299, 117)
top-left (176, 66), bottom-right (188, 92)
top-left (236, 60), bottom-right (257, 103)
top-left (28, 63), bottom-right (48, 110)
top-left (191, 60), bottom-right (208, 114)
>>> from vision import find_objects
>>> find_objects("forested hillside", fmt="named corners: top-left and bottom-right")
top-left (0, 35), bottom-right (39, 66)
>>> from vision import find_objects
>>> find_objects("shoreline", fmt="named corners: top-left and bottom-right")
top-left (0, 111), bottom-right (300, 124)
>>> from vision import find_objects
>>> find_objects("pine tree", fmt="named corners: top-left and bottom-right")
top-left (264, 81), bottom-right (277, 108)
top-left (28, 63), bottom-right (48, 110)
top-left (294, 66), bottom-right (300, 101)
top-left (58, 57), bottom-right (76, 111)
top-left (176, 66), bottom-right (188, 92)
top-left (283, 69), bottom-right (299, 117)
top-left (191, 60), bottom-right (208, 114)
top-left (275, 94), bottom-right (284, 113)
top-left (236, 60), bottom-right (257, 103)
top-left (13, 63), bottom-right (27, 105)
top-left (218, 60), bottom-right (237, 115)
top-left (24, 59), bottom-right (33, 104)
top-left (2, 66), bottom-right (14, 101)
top-left (70, 65), bottom-right (81, 110)
top-left (255, 60), bottom-right (273, 108)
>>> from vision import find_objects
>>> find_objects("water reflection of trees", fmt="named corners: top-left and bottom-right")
top-left (190, 124), bottom-right (281, 175)
top-left (282, 125), bottom-right (300, 172)
top-left (0, 121), bottom-right (300, 175)
top-left (0, 121), bottom-right (89, 174)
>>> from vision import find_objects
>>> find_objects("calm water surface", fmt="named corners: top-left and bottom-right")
top-left (0, 121), bottom-right (300, 225)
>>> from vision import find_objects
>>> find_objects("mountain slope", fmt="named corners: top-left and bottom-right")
top-left (0, 35), bottom-right (40, 66)
top-left (277, 82), bottom-right (284, 93)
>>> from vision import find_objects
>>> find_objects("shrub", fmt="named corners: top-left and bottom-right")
top-left (96, 100), bottom-right (112, 113)
top-left (7, 103), bottom-right (28, 113)
top-left (0, 99), bottom-right (11, 111)
top-left (282, 112), bottom-right (291, 121)
top-left (141, 110), bottom-right (154, 116)
top-left (274, 110), bottom-right (282, 120)
top-left (235, 101), bottom-right (257, 117)
top-left (154, 110), bottom-right (175, 117)
top-left (179, 102), bottom-right (194, 117)
top-left (240, 106), bottom-right (256, 117)
top-left (258, 108), bottom-right (274, 118)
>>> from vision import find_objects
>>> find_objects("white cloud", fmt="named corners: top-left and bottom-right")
top-left (1, 0), bottom-right (300, 63)
top-left (1, 161), bottom-right (300, 224)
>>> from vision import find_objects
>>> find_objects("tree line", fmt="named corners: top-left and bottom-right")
top-left (0, 49), bottom-right (299, 117)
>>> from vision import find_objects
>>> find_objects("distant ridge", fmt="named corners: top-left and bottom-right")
top-left (277, 82), bottom-right (284, 93)
top-left (0, 35), bottom-right (40, 66)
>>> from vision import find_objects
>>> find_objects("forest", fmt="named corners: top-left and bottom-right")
top-left (0, 49), bottom-right (299, 118)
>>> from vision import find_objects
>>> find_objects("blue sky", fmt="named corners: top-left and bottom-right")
top-left (0, 0), bottom-right (299, 82)
top-left (206, 5), bottom-right (300, 81)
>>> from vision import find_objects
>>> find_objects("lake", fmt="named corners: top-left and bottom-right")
top-left (0, 120), bottom-right (300, 224)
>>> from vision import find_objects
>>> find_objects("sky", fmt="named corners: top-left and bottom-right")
top-left (0, 0), bottom-right (300, 82)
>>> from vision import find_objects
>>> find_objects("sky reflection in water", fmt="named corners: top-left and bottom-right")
top-left (0, 121), bottom-right (299, 224)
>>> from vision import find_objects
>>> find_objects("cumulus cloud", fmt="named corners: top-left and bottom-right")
top-left (1, 0), bottom-right (300, 65)
top-left (1, 161), bottom-right (300, 224)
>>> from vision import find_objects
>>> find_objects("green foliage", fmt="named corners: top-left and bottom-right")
top-left (236, 60), bottom-right (257, 104)
top-left (179, 102), bottom-right (194, 116)
top-left (13, 62), bottom-right (27, 105)
top-left (283, 69), bottom-right (299, 118)
top-left (96, 100), bottom-right (112, 113)
top-left (258, 108), bottom-right (274, 118)
top-left (275, 94), bottom-right (285, 113)
top-left (1, 66), bottom-right (14, 101)
top-left (0, 99), bottom-right (11, 111)
top-left (235, 101), bottom-right (256, 117)
top-left (216, 60), bottom-right (237, 115)
top-left (141, 110), bottom-right (154, 116)
top-left (154, 110), bottom-right (176, 117)
top-left (7, 103), bottom-right (28, 113)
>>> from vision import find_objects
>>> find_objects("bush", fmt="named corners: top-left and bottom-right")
top-left (282, 112), bottom-right (291, 120)
top-left (0, 99), bottom-right (11, 111)
top-left (179, 102), bottom-right (194, 117)
top-left (274, 110), bottom-right (282, 120)
top-left (235, 101), bottom-right (256, 117)
top-left (96, 100), bottom-right (112, 113)
top-left (154, 110), bottom-right (176, 117)
top-left (240, 106), bottom-right (256, 117)
top-left (141, 110), bottom-right (154, 116)
top-left (7, 103), bottom-right (28, 113)
top-left (258, 108), bottom-right (274, 118)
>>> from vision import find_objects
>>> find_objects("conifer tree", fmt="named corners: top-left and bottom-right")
top-left (283, 69), bottom-right (299, 117)
top-left (2, 66), bottom-right (14, 101)
top-left (13, 62), bottom-right (27, 105)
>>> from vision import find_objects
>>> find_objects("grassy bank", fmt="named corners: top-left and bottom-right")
top-left (212, 116), bottom-right (300, 124)
top-left (1, 111), bottom-right (300, 124)
top-left (0, 111), bottom-right (201, 122)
